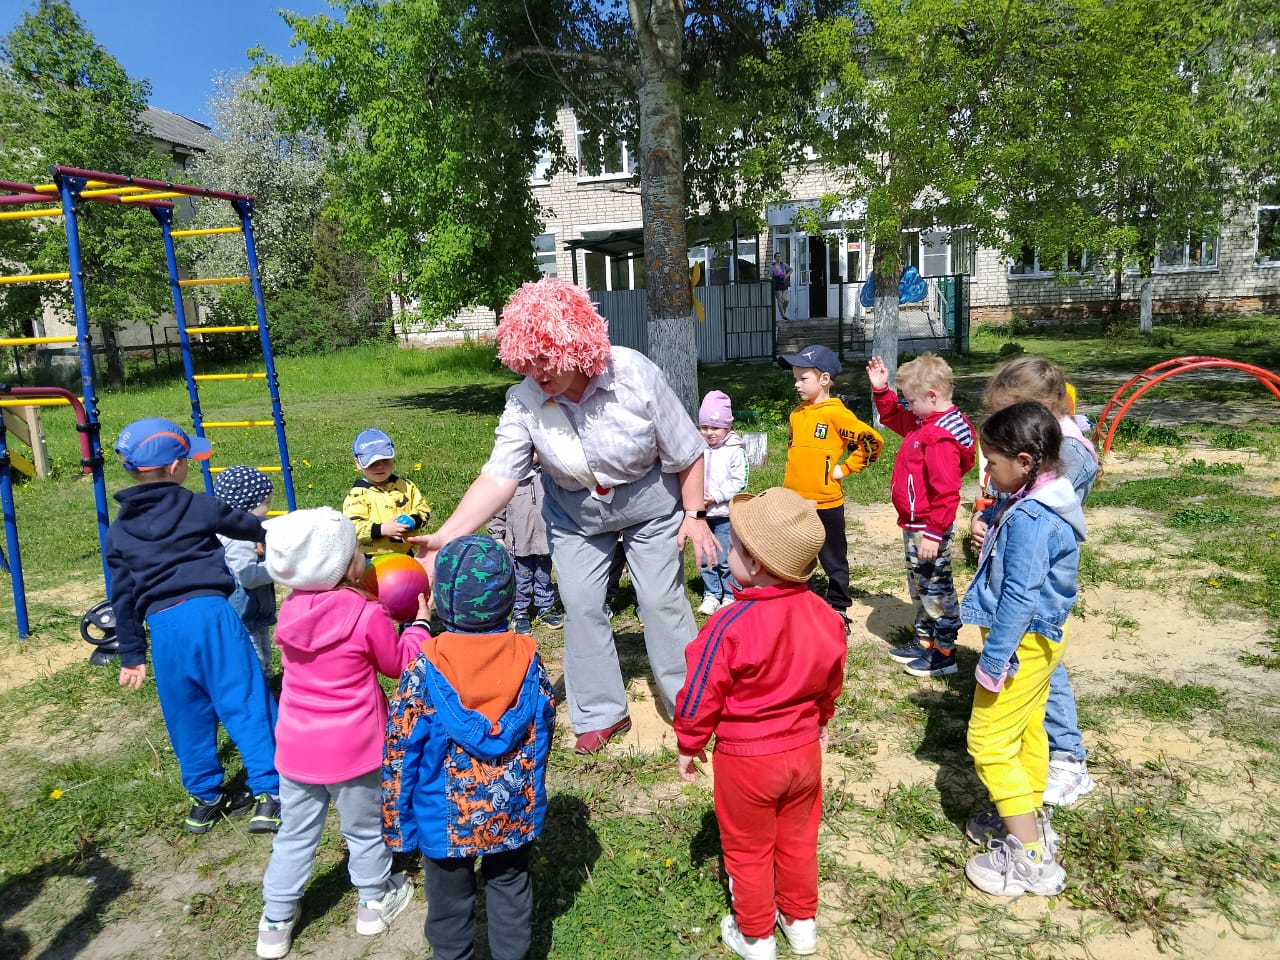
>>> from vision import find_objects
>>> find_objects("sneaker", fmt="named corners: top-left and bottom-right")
top-left (513, 614), bottom-right (532, 635)
top-left (256, 911), bottom-right (298, 959)
top-left (1043, 751), bottom-right (1096, 807)
top-left (720, 914), bottom-right (777, 960)
top-left (719, 595), bottom-right (736, 609)
top-left (965, 835), bottom-right (1066, 897)
top-left (965, 807), bottom-right (1060, 860)
top-left (536, 609), bottom-right (564, 630)
top-left (248, 794), bottom-right (282, 834)
top-left (183, 786), bottom-right (252, 834)
top-left (356, 874), bottom-right (413, 935)
top-left (698, 595), bottom-right (721, 615)
top-left (775, 910), bottom-right (817, 955)
top-left (603, 602), bottom-right (616, 621)
top-left (888, 640), bottom-right (928, 664)
top-left (903, 648), bottom-right (958, 677)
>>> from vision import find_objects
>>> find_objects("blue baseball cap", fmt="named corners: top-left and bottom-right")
top-left (777, 344), bottom-right (842, 377)
top-left (353, 428), bottom-right (395, 467)
top-left (115, 417), bottom-right (212, 471)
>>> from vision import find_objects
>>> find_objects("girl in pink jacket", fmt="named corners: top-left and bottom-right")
top-left (253, 507), bottom-right (427, 959)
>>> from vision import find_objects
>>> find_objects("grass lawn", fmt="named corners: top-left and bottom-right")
top-left (2, 314), bottom-right (1279, 959)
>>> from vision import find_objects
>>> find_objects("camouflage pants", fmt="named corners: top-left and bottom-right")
top-left (902, 528), bottom-right (961, 653)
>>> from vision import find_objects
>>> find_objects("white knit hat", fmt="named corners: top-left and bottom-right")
top-left (263, 506), bottom-right (358, 591)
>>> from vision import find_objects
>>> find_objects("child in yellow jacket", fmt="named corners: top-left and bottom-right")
top-left (778, 345), bottom-right (883, 626)
top-left (343, 428), bottom-right (431, 558)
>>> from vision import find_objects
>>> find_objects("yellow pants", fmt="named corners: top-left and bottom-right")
top-left (967, 629), bottom-right (1066, 819)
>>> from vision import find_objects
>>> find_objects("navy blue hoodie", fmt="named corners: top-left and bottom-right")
top-left (105, 482), bottom-right (265, 667)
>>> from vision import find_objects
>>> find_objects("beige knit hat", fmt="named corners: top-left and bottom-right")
top-left (728, 487), bottom-right (825, 583)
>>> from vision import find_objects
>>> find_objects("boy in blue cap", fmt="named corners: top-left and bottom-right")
top-left (107, 417), bottom-right (282, 835)
top-left (343, 428), bottom-right (431, 557)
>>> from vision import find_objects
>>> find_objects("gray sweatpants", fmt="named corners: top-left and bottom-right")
top-left (262, 771), bottom-right (392, 919)
top-left (543, 464), bottom-right (697, 733)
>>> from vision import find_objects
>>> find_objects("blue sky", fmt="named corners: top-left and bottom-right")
top-left (1, 1), bottom-right (336, 127)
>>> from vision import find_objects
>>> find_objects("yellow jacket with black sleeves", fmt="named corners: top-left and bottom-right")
top-left (342, 476), bottom-right (431, 557)
top-left (783, 399), bottom-right (883, 509)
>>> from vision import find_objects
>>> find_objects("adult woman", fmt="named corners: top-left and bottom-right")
top-left (414, 277), bottom-right (719, 754)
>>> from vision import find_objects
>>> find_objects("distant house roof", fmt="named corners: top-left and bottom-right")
top-left (142, 106), bottom-right (218, 153)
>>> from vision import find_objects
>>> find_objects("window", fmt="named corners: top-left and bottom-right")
top-left (1257, 189), bottom-right (1280, 265)
top-left (530, 151), bottom-right (554, 185)
top-left (576, 133), bottom-right (636, 181)
top-left (583, 247), bottom-right (644, 291)
top-left (1156, 230), bottom-right (1217, 270)
top-left (900, 231), bottom-right (921, 271)
top-left (534, 233), bottom-right (557, 278)
top-left (1009, 243), bottom-right (1090, 277)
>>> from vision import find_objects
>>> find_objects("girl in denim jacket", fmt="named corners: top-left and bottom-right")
top-left (960, 403), bottom-right (1085, 898)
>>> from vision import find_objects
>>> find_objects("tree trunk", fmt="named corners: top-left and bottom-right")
top-left (870, 243), bottom-right (901, 380)
top-left (98, 323), bottom-right (125, 387)
top-left (1138, 255), bottom-right (1154, 334)
top-left (630, 0), bottom-right (697, 417)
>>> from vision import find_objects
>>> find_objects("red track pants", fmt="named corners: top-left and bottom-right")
top-left (713, 741), bottom-right (822, 940)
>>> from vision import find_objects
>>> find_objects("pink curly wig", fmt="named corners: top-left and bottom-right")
top-left (496, 276), bottom-right (612, 377)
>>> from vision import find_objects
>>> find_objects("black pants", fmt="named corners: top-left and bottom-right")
top-left (423, 844), bottom-right (532, 960)
top-left (814, 504), bottom-right (850, 613)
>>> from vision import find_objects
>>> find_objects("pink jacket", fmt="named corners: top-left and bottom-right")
top-left (274, 586), bottom-right (426, 784)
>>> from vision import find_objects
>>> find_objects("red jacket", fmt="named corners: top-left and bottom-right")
top-left (872, 388), bottom-right (976, 542)
top-left (674, 583), bottom-right (846, 758)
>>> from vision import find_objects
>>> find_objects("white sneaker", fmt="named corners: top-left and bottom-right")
top-left (720, 915), bottom-right (777, 960)
top-left (1043, 751), bottom-right (1096, 807)
top-left (718, 595), bottom-right (736, 609)
top-left (356, 874), bottom-right (413, 935)
top-left (698, 595), bottom-right (721, 615)
top-left (775, 909), bottom-right (817, 955)
top-left (256, 911), bottom-right (298, 959)
top-left (965, 835), bottom-right (1066, 897)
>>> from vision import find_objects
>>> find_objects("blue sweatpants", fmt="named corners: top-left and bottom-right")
top-left (148, 596), bottom-right (279, 801)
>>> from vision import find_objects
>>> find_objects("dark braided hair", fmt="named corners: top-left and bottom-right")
top-left (981, 401), bottom-right (1063, 526)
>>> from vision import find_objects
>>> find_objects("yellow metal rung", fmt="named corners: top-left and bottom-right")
top-left (120, 191), bottom-right (186, 203)
top-left (0, 208), bottom-right (62, 221)
top-left (189, 325), bottom-right (257, 335)
top-left (265, 510), bottom-right (289, 517)
top-left (0, 397), bottom-right (78, 408)
top-left (211, 465), bottom-right (282, 473)
top-left (78, 185), bottom-right (149, 198)
top-left (202, 420), bottom-right (277, 428)
top-left (178, 276), bottom-right (250, 287)
top-left (171, 226), bottom-right (243, 237)
top-left (0, 272), bottom-right (70, 285)
top-left (194, 372), bottom-right (266, 381)
top-left (0, 335), bottom-right (77, 346)
top-left (33, 179), bottom-right (118, 192)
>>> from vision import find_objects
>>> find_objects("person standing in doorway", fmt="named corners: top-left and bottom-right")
top-left (771, 252), bottom-right (793, 322)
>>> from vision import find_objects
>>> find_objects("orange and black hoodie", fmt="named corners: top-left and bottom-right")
top-left (783, 398), bottom-right (883, 509)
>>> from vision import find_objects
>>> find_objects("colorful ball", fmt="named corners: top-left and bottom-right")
top-left (360, 553), bottom-right (430, 623)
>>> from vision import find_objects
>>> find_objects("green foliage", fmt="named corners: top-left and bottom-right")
top-left (0, 0), bottom-right (170, 381)
top-left (997, 341), bottom-right (1025, 358)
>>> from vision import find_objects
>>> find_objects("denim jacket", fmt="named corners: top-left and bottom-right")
top-left (961, 475), bottom-right (1085, 681)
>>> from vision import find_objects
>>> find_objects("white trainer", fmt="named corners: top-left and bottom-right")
top-left (965, 835), bottom-right (1066, 897)
top-left (356, 874), bottom-right (413, 935)
top-left (698, 595), bottom-right (721, 615)
top-left (775, 909), bottom-right (817, 955)
top-left (1043, 751), bottom-right (1096, 806)
top-left (720, 914), bottom-right (777, 960)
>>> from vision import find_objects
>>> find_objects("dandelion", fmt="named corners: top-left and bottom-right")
top-left (1208, 578), bottom-right (1220, 587)
top-left (1135, 806), bottom-right (1146, 814)
top-left (414, 463), bottom-right (422, 471)
top-left (302, 459), bottom-right (311, 468)
top-left (664, 858), bottom-right (673, 868)
top-left (49, 789), bottom-right (63, 799)
top-left (307, 483), bottom-right (313, 489)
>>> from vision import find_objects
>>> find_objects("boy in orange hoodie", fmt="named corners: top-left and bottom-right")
top-left (777, 345), bottom-right (883, 626)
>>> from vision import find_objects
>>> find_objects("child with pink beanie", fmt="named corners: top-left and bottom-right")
top-left (697, 389), bottom-right (749, 615)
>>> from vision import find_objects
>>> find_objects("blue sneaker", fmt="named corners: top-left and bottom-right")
top-left (903, 648), bottom-right (958, 677)
top-left (889, 640), bottom-right (928, 664)
top-left (513, 614), bottom-right (532, 635)
top-left (536, 608), bottom-right (564, 630)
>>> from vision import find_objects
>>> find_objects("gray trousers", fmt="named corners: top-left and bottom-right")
top-left (543, 465), bottom-right (696, 732)
top-left (262, 771), bottom-right (392, 918)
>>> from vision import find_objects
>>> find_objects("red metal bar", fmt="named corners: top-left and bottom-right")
top-left (0, 386), bottom-right (94, 472)
top-left (53, 166), bottom-right (254, 204)
top-left (1100, 358), bottom-right (1280, 454)
top-left (0, 178), bottom-right (38, 193)
top-left (0, 193), bottom-right (48, 206)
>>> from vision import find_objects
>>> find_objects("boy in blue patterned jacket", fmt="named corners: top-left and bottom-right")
top-left (382, 535), bottom-right (556, 960)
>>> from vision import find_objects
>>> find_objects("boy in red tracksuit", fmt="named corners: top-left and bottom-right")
top-left (675, 487), bottom-right (847, 960)
top-left (867, 353), bottom-right (976, 678)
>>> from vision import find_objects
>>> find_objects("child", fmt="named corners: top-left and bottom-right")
top-left (961, 402), bottom-right (1084, 897)
top-left (868, 353), bottom-right (976, 677)
top-left (488, 452), bottom-right (564, 635)
top-left (697, 389), bottom-right (749, 615)
top-left (344, 428), bottom-right (431, 557)
top-left (106, 417), bottom-right (280, 835)
top-left (214, 465), bottom-right (277, 677)
top-left (970, 356), bottom-right (1100, 808)
top-left (383, 535), bottom-right (556, 960)
top-left (675, 487), bottom-right (847, 960)
top-left (254, 507), bottom-right (423, 959)
top-left (778, 345), bottom-right (883, 625)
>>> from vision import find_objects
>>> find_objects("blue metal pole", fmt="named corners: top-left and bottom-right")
top-left (55, 172), bottom-right (112, 592)
top-left (152, 206), bottom-right (213, 495)
top-left (232, 198), bottom-right (296, 511)
top-left (0, 421), bottom-right (30, 640)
